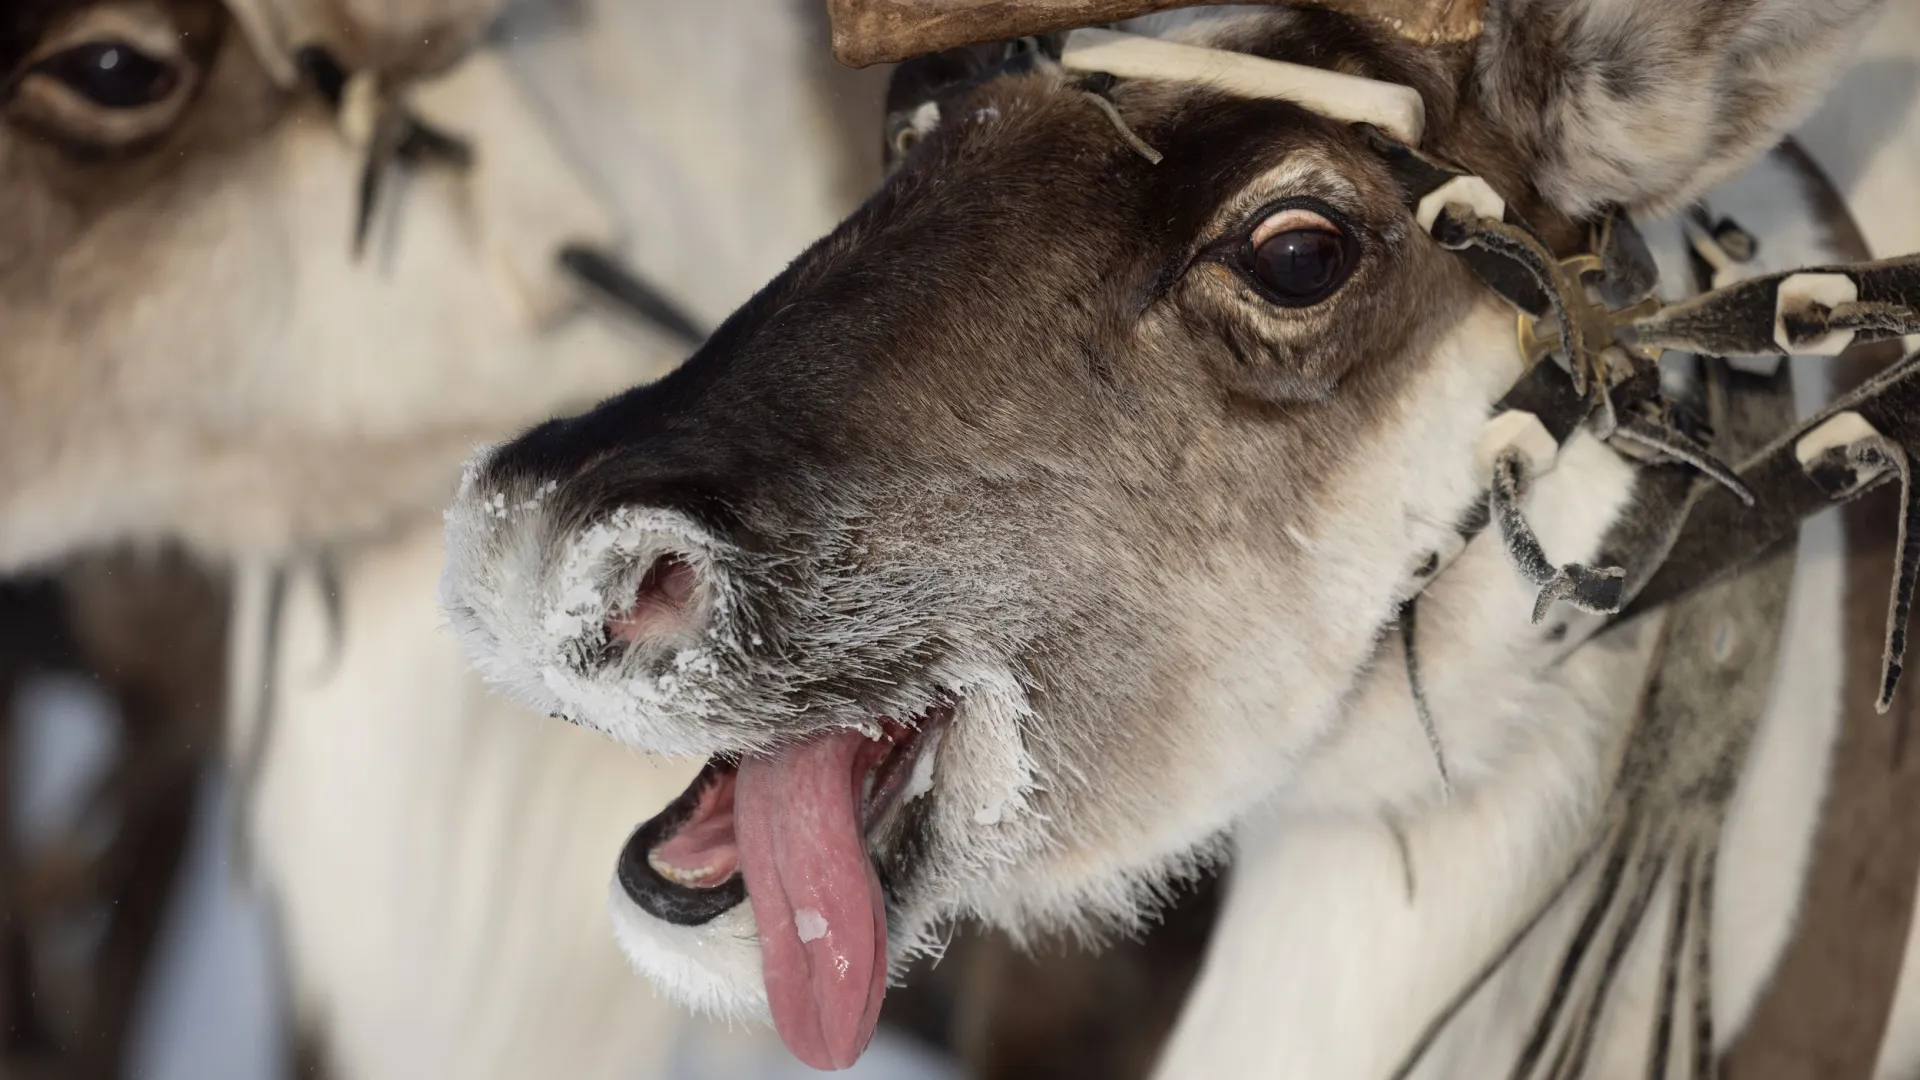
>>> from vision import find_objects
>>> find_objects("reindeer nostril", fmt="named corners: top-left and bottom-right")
top-left (607, 553), bottom-right (698, 646)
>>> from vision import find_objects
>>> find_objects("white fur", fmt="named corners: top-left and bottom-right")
top-left (1148, 323), bottom-right (1648, 1077)
top-left (609, 882), bottom-right (772, 1022)
top-left (443, 498), bottom-right (752, 757)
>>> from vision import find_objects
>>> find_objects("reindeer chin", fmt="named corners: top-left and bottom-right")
top-left (606, 877), bottom-right (772, 1023)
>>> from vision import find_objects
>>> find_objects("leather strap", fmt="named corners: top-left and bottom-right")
top-left (1633, 255), bottom-right (1920, 359)
top-left (1615, 350), bottom-right (1920, 680)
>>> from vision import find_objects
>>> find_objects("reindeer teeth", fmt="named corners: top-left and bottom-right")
top-left (647, 851), bottom-right (728, 888)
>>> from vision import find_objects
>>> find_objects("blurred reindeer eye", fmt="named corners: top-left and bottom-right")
top-left (34, 42), bottom-right (177, 109)
top-left (1246, 205), bottom-right (1354, 306)
top-left (6, 15), bottom-right (200, 155)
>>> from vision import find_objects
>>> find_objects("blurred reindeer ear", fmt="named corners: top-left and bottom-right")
top-left (1471, 0), bottom-right (1885, 219)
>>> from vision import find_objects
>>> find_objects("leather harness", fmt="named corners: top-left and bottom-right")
top-left (1370, 109), bottom-right (1920, 1080)
top-left (1040, 28), bottom-right (1920, 1079)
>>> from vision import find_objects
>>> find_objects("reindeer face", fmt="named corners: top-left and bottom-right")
top-left (0, 0), bottom-right (772, 570)
top-left (442, 13), bottom-right (1540, 1066)
top-left (0, 0), bottom-right (522, 566)
top-left (443, 2), bottom-right (1884, 1069)
top-left (0, 2), bottom-right (261, 283)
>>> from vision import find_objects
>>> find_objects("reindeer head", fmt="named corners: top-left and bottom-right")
top-left (441, 1), bottom-right (1880, 1069)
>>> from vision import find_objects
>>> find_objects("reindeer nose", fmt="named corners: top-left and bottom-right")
top-left (607, 552), bottom-right (700, 645)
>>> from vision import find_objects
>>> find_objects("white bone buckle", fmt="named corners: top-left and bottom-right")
top-left (1727, 353), bottom-right (1786, 377)
top-left (1775, 273), bottom-right (1859, 356)
top-left (1059, 29), bottom-right (1426, 145)
top-left (1476, 410), bottom-right (1556, 484)
top-left (1416, 176), bottom-right (1505, 233)
top-left (1795, 411), bottom-right (1882, 470)
top-left (1794, 411), bottom-right (1897, 498)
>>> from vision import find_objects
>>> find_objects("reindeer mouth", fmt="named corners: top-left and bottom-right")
top-left (616, 699), bottom-right (953, 1069)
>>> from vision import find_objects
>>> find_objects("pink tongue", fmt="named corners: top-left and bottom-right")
top-left (735, 732), bottom-right (889, 1071)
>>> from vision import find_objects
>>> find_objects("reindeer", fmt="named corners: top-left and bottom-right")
top-left (0, 1), bottom-right (886, 1075)
top-left (443, 1), bottom-right (1920, 1076)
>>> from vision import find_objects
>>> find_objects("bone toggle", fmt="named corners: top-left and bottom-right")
top-left (1796, 411), bottom-right (1896, 499)
top-left (1775, 272), bottom-right (1860, 356)
top-left (1475, 409), bottom-right (1556, 486)
top-left (1416, 176), bottom-right (1505, 234)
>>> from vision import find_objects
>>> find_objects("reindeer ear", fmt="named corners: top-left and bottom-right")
top-left (1473, 0), bottom-right (1885, 219)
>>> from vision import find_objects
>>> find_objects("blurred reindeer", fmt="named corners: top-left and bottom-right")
top-left (0, 1), bottom-right (884, 1076)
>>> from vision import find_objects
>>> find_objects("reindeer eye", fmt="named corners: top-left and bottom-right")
top-left (6, 18), bottom-right (200, 155)
top-left (1246, 205), bottom-right (1355, 306)
top-left (32, 42), bottom-right (178, 109)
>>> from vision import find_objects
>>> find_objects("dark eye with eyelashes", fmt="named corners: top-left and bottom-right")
top-left (31, 41), bottom-right (178, 109)
top-left (1239, 202), bottom-right (1358, 307)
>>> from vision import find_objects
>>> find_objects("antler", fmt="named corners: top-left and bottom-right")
top-left (827, 0), bottom-right (1485, 68)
